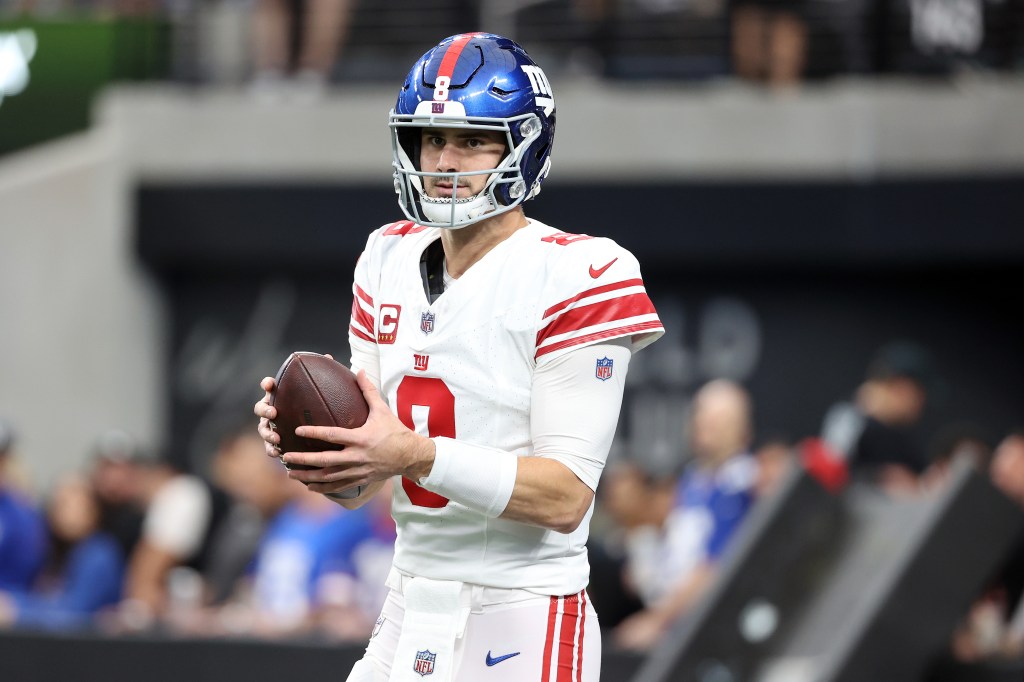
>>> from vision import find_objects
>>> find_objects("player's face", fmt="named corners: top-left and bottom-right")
top-left (420, 128), bottom-right (507, 199)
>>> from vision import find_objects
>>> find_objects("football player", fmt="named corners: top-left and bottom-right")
top-left (255, 33), bottom-right (663, 682)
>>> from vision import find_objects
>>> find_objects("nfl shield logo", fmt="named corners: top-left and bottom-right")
top-left (414, 650), bottom-right (436, 676)
top-left (595, 357), bottom-right (614, 381)
top-left (420, 311), bottom-right (435, 335)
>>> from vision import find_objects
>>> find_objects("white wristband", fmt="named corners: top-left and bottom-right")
top-left (419, 437), bottom-right (518, 517)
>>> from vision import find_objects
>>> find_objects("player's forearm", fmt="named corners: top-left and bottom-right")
top-left (501, 456), bottom-right (595, 533)
top-left (418, 440), bottom-right (593, 533)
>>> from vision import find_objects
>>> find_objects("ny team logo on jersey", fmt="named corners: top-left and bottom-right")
top-left (414, 649), bottom-right (436, 676)
top-left (379, 304), bottom-right (401, 344)
top-left (420, 311), bottom-right (435, 335)
top-left (596, 357), bottom-right (614, 381)
top-left (414, 354), bottom-right (429, 371)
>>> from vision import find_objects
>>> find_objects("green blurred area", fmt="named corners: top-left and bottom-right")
top-left (0, 17), bottom-right (170, 157)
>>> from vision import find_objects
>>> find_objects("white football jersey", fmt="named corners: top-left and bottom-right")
top-left (348, 218), bottom-right (663, 595)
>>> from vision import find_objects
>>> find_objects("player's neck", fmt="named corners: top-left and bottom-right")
top-left (440, 208), bottom-right (529, 279)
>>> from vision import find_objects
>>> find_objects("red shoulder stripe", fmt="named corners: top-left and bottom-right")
top-left (350, 296), bottom-right (374, 334)
top-left (537, 293), bottom-right (657, 348)
top-left (349, 324), bottom-right (374, 343)
top-left (543, 279), bottom-right (644, 320)
top-left (354, 283), bottom-right (373, 307)
top-left (382, 220), bottom-right (428, 237)
top-left (536, 321), bottom-right (664, 360)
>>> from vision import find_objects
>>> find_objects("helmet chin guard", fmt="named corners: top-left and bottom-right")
top-left (389, 33), bottom-right (556, 230)
top-left (420, 192), bottom-right (496, 227)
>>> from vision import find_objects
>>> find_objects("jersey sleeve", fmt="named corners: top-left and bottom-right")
top-left (531, 339), bottom-right (632, 491)
top-left (535, 239), bottom-right (664, 363)
top-left (348, 228), bottom-right (383, 386)
top-left (349, 230), bottom-right (379, 347)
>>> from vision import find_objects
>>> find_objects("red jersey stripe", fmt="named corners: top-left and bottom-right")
top-left (557, 593), bottom-right (580, 681)
top-left (354, 283), bottom-right (373, 307)
top-left (576, 591), bottom-right (587, 682)
top-left (382, 221), bottom-right (427, 237)
top-left (349, 324), bottom-right (374, 343)
top-left (536, 321), bottom-right (664, 359)
top-left (351, 296), bottom-right (374, 334)
top-left (541, 596), bottom-right (559, 682)
top-left (537, 293), bottom-right (657, 348)
top-left (437, 33), bottom-right (483, 81)
top-left (543, 278), bottom-right (644, 320)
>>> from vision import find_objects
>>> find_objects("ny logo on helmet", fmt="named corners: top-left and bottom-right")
top-left (521, 65), bottom-right (554, 117)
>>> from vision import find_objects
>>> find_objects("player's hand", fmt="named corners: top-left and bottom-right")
top-left (281, 370), bottom-right (434, 494)
top-left (254, 376), bottom-right (281, 458)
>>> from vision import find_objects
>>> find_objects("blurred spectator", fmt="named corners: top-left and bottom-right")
top-left (588, 460), bottom-right (675, 629)
top-left (951, 430), bottom-right (1024, 661)
top-left (111, 454), bottom-right (217, 629)
top-left (0, 419), bottom-right (47, 595)
top-left (730, 0), bottom-right (808, 88)
top-left (613, 379), bottom-right (759, 650)
top-left (5, 0), bottom-right (162, 16)
top-left (88, 430), bottom-right (145, 560)
top-left (0, 475), bottom-right (124, 631)
top-left (567, 0), bottom-right (614, 75)
top-left (821, 340), bottom-right (939, 492)
top-left (318, 478), bottom-right (396, 641)
top-left (200, 428), bottom-right (288, 607)
top-left (221, 479), bottom-right (387, 640)
top-left (922, 422), bottom-right (993, 490)
top-left (249, 0), bottom-right (354, 101)
top-left (147, 429), bottom-right (293, 635)
top-left (753, 437), bottom-right (796, 498)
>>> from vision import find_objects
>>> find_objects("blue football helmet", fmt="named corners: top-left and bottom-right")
top-left (390, 33), bottom-right (556, 229)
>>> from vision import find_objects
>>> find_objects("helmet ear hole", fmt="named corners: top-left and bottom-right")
top-left (398, 129), bottom-right (422, 171)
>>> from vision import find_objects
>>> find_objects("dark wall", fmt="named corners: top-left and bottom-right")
top-left (137, 178), bottom-right (1024, 472)
top-left (138, 177), bottom-right (1024, 272)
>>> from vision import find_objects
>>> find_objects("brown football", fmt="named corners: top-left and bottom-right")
top-left (269, 352), bottom-right (369, 464)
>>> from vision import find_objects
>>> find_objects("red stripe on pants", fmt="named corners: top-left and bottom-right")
top-left (541, 596), bottom-right (559, 682)
top-left (557, 594), bottom-right (580, 681)
top-left (576, 591), bottom-right (587, 682)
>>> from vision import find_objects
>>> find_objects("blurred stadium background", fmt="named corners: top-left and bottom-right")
top-left (2, 1), bottom-right (1024, 680)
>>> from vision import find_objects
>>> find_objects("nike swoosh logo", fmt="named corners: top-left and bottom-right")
top-left (589, 258), bottom-right (618, 279)
top-left (485, 651), bottom-right (521, 666)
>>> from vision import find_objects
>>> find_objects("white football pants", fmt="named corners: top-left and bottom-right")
top-left (346, 575), bottom-right (601, 682)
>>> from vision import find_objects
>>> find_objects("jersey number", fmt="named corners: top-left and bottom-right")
top-left (396, 376), bottom-right (453, 508)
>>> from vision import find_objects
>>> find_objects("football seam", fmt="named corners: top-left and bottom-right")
top-left (296, 356), bottom-right (337, 431)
